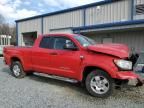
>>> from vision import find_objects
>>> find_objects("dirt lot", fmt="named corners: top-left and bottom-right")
top-left (0, 57), bottom-right (144, 108)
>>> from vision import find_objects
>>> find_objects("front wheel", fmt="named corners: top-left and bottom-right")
top-left (11, 61), bottom-right (26, 78)
top-left (85, 69), bottom-right (113, 98)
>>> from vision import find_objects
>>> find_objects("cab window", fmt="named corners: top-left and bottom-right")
top-left (53, 37), bottom-right (77, 50)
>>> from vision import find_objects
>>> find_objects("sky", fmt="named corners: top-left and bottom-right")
top-left (0, 0), bottom-right (103, 24)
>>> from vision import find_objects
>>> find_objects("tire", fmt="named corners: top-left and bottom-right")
top-left (136, 79), bottom-right (143, 87)
top-left (10, 61), bottom-right (26, 78)
top-left (85, 69), bottom-right (113, 98)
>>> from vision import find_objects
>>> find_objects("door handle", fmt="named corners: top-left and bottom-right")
top-left (49, 52), bottom-right (58, 55)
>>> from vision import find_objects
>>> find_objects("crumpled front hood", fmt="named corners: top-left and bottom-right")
top-left (87, 44), bottom-right (130, 58)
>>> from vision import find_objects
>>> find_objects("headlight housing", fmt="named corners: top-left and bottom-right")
top-left (114, 59), bottom-right (132, 70)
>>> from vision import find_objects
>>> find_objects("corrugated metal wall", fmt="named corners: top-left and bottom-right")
top-left (17, 0), bottom-right (144, 47)
top-left (85, 0), bottom-right (131, 25)
top-left (113, 31), bottom-right (144, 52)
top-left (134, 0), bottom-right (144, 20)
top-left (17, 0), bottom-right (131, 37)
top-left (43, 10), bottom-right (83, 34)
top-left (50, 28), bottom-right (73, 34)
top-left (86, 30), bottom-right (144, 52)
top-left (135, 0), bottom-right (144, 4)
top-left (18, 18), bottom-right (42, 45)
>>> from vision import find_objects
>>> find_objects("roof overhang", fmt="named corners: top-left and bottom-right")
top-left (73, 19), bottom-right (144, 33)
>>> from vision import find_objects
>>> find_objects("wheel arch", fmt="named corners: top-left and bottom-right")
top-left (11, 56), bottom-right (22, 64)
top-left (10, 56), bottom-right (24, 70)
top-left (81, 66), bottom-right (112, 84)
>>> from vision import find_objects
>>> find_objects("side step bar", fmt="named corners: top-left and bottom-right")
top-left (34, 73), bottom-right (78, 83)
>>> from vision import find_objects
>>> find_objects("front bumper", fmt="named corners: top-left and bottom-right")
top-left (116, 71), bottom-right (144, 84)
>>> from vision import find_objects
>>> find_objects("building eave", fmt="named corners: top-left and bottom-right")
top-left (73, 19), bottom-right (144, 32)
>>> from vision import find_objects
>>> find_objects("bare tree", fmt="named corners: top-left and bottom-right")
top-left (0, 24), bottom-right (10, 35)
top-left (0, 14), bottom-right (6, 35)
top-left (0, 14), bottom-right (16, 45)
top-left (10, 26), bottom-right (16, 45)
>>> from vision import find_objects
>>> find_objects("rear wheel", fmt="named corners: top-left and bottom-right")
top-left (11, 61), bottom-right (26, 78)
top-left (136, 79), bottom-right (143, 87)
top-left (85, 69), bottom-right (113, 98)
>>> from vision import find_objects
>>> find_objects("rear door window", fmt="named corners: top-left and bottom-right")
top-left (39, 37), bottom-right (54, 49)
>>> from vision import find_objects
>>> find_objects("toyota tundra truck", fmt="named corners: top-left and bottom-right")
top-left (3, 34), bottom-right (144, 98)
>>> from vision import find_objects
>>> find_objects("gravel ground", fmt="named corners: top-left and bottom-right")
top-left (0, 57), bottom-right (144, 108)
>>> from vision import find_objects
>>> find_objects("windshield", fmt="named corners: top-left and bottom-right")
top-left (74, 35), bottom-right (96, 47)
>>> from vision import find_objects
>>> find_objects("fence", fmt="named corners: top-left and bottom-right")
top-left (0, 35), bottom-right (11, 55)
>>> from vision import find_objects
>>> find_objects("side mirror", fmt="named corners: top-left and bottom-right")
top-left (64, 42), bottom-right (78, 51)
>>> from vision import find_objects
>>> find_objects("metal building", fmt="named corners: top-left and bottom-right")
top-left (16, 0), bottom-right (144, 52)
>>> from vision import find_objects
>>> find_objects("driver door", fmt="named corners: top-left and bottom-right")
top-left (49, 36), bottom-right (82, 79)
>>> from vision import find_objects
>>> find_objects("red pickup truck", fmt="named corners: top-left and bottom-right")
top-left (3, 34), bottom-right (143, 98)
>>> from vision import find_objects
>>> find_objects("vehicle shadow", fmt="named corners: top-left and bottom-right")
top-left (29, 73), bottom-right (144, 100)
top-left (1, 67), bottom-right (144, 101)
top-left (28, 73), bottom-right (89, 94)
top-left (1, 67), bottom-right (89, 95)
